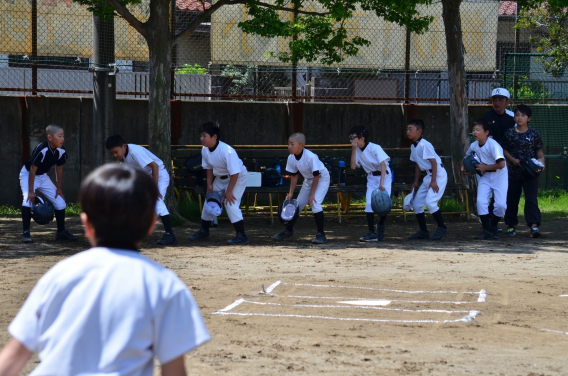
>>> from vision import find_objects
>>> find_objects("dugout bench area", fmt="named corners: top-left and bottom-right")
top-left (172, 145), bottom-right (470, 223)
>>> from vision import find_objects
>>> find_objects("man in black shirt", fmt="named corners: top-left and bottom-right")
top-left (19, 125), bottom-right (78, 243)
top-left (482, 88), bottom-right (516, 145)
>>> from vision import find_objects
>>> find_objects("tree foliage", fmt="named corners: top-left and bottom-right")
top-left (516, 0), bottom-right (568, 76)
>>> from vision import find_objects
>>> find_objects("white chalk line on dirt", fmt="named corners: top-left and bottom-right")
top-left (265, 280), bottom-right (281, 293)
top-left (212, 307), bottom-right (480, 324)
top-left (559, 295), bottom-right (568, 297)
top-left (240, 299), bottom-right (471, 314)
top-left (539, 328), bottom-right (568, 335)
top-left (270, 294), bottom-right (479, 305)
top-left (283, 282), bottom-right (483, 295)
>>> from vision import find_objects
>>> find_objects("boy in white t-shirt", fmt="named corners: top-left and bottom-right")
top-left (349, 126), bottom-right (392, 241)
top-left (106, 135), bottom-right (176, 246)
top-left (189, 122), bottom-right (250, 245)
top-left (406, 119), bottom-right (449, 241)
top-left (273, 133), bottom-right (331, 244)
top-left (462, 119), bottom-right (508, 240)
top-left (0, 164), bottom-right (210, 376)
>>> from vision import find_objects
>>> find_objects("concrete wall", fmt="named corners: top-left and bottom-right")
top-left (1, 96), bottom-right (565, 206)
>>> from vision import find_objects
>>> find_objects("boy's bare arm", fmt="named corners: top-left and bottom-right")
top-left (350, 145), bottom-right (358, 170)
top-left (55, 165), bottom-right (65, 200)
top-left (412, 163), bottom-right (421, 190)
top-left (503, 149), bottom-right (521, 167)
top-left (148, 162), bottom-right (160, 186)
top-left (308, 175), bottom-right (320, 207)
top-left (536, 149), bottom-right (545, 168)
top-left (27, 165), bottom-right (38, 204)
top-left (379, 161), bottom-right (386, 190)
top-left (225, 173), bottom-right (239, 205)
top-left (161, 355), bottom-right (186, 376)
top-left (427, 158), bottom-right (439, 193)
top-left (287, 174), bottom-right (299, 201)
top-left (206, 169), bottom-right (214, 194)
top-left (0, 338), bottom-right (32, 376)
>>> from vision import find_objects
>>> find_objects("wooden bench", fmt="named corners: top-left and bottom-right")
top-left (172, 145), bottom-right (470, 223)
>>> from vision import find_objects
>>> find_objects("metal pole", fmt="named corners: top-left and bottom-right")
top-left (31, 0), bottom-right (37, 96)
top-left (404, 28), bottom-right (411, 104)
top-left (92, 9), bottom-right (115, 167)
top-left (291, 3), bottom-right (298, 101)
top-left (170, 0), bottom-right (176, 99)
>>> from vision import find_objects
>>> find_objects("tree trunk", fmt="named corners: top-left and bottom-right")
top-left (441, 0), bottom-right (470, 189)
top-left (146, 0), bottom-right (181, 218)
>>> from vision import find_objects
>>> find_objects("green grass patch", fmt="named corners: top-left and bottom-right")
top-left (178, 196), bottom-right (203, 223)
top-left (519, 189), bottom-right (568, 222)
top-left (0, 206), bottom-right (19, 215)
top-left (440, 197), bottom-right (465, 212)
top-left (0, 203), bottom-right (82, 216)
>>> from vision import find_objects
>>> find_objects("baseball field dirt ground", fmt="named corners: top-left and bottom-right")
top-left (1, 215), bottom-right (567, 375)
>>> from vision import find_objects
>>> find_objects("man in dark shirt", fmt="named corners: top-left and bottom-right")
top-left (482, 88), bottom-right (516, 145)
top-left (19, 125), bottom-right (78, 243)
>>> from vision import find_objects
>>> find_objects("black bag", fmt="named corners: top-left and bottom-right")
top-left (184, 154), bottom-right (205, 186)
top-left (262, 168), bottom-right (282, 186)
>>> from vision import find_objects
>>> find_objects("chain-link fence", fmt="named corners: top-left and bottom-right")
top-left (0, 0), bottom-right (566, 104)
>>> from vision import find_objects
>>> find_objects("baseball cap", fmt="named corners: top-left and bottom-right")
top-left (491, 88), bottom-right (510, 99)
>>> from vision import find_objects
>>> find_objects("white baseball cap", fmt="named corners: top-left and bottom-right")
top-left (491, 88), bottom-right (510, 99)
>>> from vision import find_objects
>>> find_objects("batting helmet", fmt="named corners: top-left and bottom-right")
top-left (522, 158), bottom-right (544, 179)
top-left (371, 189), bottom-right (392, 216)
top-left (463, 153), bottom-right (482, 176)
top-left (31, 196), bottom-right (54, 225)
top-left (205, 191), bottom-right (223, 217)
top-left (279, 198), bottom-right (300, 227)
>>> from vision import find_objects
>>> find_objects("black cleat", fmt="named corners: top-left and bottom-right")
top-left (21, 231), bottom-right (32, 243)
top-left (56, 230), bottom-right (78, 241)
top-left (227, 232), bottom-right (249, 245)
top-left (530, 227), bottom-right (542, 238)
top-left (189, 228), bottom-right (210, 241)
top-left (312, 232), bottom-right (327, 244)
top-left (492, 227), bottom-right (500, 240)
top-left (408, 230), bottom-right (430, 240)
top-left (359, 231), bottom-right (378, 242)
top-left (475, 230), bottom-right (494, 240)
top-left (430, 227), bottom-right (449, 241)
top-left (376, 225), bottom-right (386, 241)
top-left (157, 232), bottom-right (176, 245)
top-left (273, 229), bottom-right (294, 241)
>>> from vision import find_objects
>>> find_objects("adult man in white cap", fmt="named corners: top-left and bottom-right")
top-left (482, 88), bottom-right (515, 145)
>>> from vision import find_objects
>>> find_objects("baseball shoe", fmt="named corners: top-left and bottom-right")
top-left (157, 232), bottom-right (176, 245)
top-left (408, 230), bottom-right (430, 240)
top-left (359, 231), bottom-right (378, 242)
top-left (21, 231), bottom-right (32, 243)
top-left (312, 232), bottom-right (327, 244)
top-left (273, 228), bottom-right (294, 241)
top-left (376, 225), bottom-right (386, 241)
top-left (506, 227), bottom-right (516, 237)
top-left (530, 227), bottom-right (542, 238)
top-left (56, 230), bottom-right (78, 241)
top-left (227, 232), bottom-right (249, 245)
top-left (497, 227), bottom-right (503, 232)
top-left (189, 228), bottom-right (210, 241)
top-left (492, 227), bottom-right (500, 240)
top-left (475, 230), bottom-right (494, 240)
top-left (430, 227), bottom-right (448, 241)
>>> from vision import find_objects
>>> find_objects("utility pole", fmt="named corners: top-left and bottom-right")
top-left (92, 9), bottom-right (116, 168)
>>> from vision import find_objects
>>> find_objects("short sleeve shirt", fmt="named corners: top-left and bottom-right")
top-left (201, 141), bottom-right (244, 177)
top-left (24, 141), bottom-right (67, 176)
top-left (8, 247), bottom-right (210, 376)
top-left (285, 148), bottom-right (326, 179)
top-left (123, 144), bottom-right (165, 176)
top-left (410, 138), bottom-right (442, 171)
top-left (501, 127), bottom-right (543, 178)
top-left (466, 137), bottom-right (507, 178)
top-left (482, 109), bottom-right (516, 145)
top-left (355, 142), bottom-right (390, 174)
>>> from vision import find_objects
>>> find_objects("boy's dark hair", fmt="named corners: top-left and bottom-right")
top-left (349, 126), bottom-right (370, 143)
top-left (199, 121), bottom-right (220, 139)
top-left (473, 119), bottom-right (492, 133)
top-left (80, 164), bottom-right (158, 250)
top-left (515, 104), bottom-right (532, 118)
top-left (407, 118), bottom-right (425, 131)
top-left (105, 135), bottom-right (127, 150)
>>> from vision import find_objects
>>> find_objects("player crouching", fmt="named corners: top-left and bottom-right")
top-left (462, 119), bottom-right (508, 240)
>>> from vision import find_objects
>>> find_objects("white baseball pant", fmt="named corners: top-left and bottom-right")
top-left (19, 166), bottom-right (67, 210)
top-left (413, 169), bottom-right (447, 214)
top-left (201, 167), bottom-right (247, 223)
top-left (156, 167), bottom-right (170, 217)
top-left (477, 172), bottom-right (508, 217)
top-left (365, 172), bottom-right (392, 213)
top-left (297, 170), bottom-right (330, 214)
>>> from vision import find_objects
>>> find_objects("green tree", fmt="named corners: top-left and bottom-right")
top-left (516, 0), bottom-right (568, 77)
top-left (73, 0), bottom-right (434, 215)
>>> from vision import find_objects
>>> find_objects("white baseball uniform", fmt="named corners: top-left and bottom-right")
top-left (122, 144), bottom-right (170, 217)
top-left (20, 141), bottom-right (67, 210)
top-left (8, 247), bottom-right (210, 376)
top-left (355, 142), bottom-right (392, 213)
top-left (200, 141), bottom-right (247, 223)
top-left (410, 138), bottom-right (447, 214)
top-left (285, 148), bottom-right (330, 214)
top-left (466, 138), bottom-right (508, 217)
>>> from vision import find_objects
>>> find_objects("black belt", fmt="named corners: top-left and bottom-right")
top-left (371, 170), bottom-right (389, 176)
top-left (218, 175), bottom-right (229, 180)
top-left (428, 163), bottom-right (444, 174)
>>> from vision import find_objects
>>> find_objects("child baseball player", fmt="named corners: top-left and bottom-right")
top-left (273, 132), bottom-right (330, 244)
top-left (406, 119), bottom-right (449, 240)
top-left (349, 126), bottom-right (392, 241)
top-left (501, 105), bottom-right (545, 238)
top-left (189, 122), bottom-right (250, 245)
top-left (19, 124), bottom-right (78, 243)
top-left (462, 119), bottom-right (508, 240)
top-left (106, 135), bottom-right (177, 245)
top-left (0, 164), bottom-right (210, 376)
